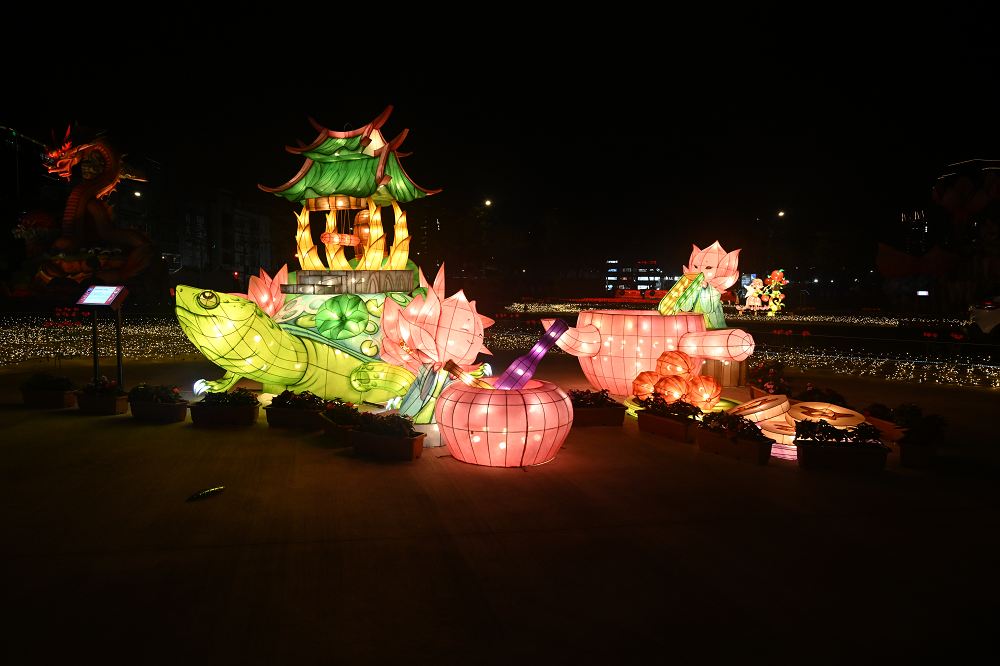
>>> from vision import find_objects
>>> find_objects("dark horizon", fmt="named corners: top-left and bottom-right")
top-left (4, 33), bottom-right (997, 281)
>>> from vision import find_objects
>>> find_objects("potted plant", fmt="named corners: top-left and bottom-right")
top-left (264, 390), bottom-right (327, 429)
top-left (794, 383), bottom-right (848, 407)
top-left (636, 394), bottom-right (702, 443)
top-left (747, 360), bottom-right (791, 397)
top-left (794, 420), bottom-right (890, 471)
top-left (77, 376), bottom-right (129, 415)
top-left (347, 413), bottom-right (426, 460)
top-left (319, 399), bottom-right (362, 446)
top-left (128, 384), bottom-right (189, 422)
top-left (21, 373), bottom-right (78, 408)
top-left (696, 411), bottom-right (773, 465)
top-left (190, 387), bottom-right (261, 426)
top-left (568, 389), bottom-right (626, 427)
top-left (892, 403), bottom-right (948, 469)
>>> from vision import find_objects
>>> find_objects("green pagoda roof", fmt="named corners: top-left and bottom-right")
top-left (258, 106), bottom-right (440, 206)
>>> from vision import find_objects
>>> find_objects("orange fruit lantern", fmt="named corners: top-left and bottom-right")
top-left (655, 350), bottom-right (698, 378)
top-left (686, 375), bottom-right (722, 410)
top-left (653, 375), bottom-right (690, 403)
top-left (632, 371), bottom-right (661, 399)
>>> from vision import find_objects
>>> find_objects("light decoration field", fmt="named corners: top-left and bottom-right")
top-left (508, 302), bottom-right (970, 328)
top-left (0, 315), bottom-right (199, 366)
top-left (749, 347), bottom-right (1000, 388)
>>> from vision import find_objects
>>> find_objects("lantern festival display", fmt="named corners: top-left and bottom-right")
top-left (784, 402), bottom-right (866, 428)
top-left (435, 323), bottom-right (576, 467)
top-left (435, 376), bottom-right (572, 468)
top-left (659, 242), bottom-right (741, 330)
top-left (545, 241), bottom-right (755, 396)
top-left (726, 394), bottom-right (790, 422)
top-left (179, 108), bottom-right (497, 416)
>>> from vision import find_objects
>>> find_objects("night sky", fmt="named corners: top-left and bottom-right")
top-left (5, 27), bottom-right (995, 276)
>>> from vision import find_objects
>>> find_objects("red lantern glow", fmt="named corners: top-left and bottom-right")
top-left (632, 371), bottom-right (660, 399)
top-left (686, 375), bottom-right (722, 410)
top-left (653, 375), bottom-right (690, 403)
top-left (655, 350), bottom-right (698, 378)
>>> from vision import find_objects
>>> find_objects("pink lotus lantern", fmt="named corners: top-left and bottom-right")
top-left (381, 264), bottom-right (494, 374)
top-left (232, 265), bottom-right (288, 317)
top-left (435, 377), bottom-right (572, 467)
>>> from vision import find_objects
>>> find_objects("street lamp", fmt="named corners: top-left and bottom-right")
top-left (484, 200), bottom-right (491, 206)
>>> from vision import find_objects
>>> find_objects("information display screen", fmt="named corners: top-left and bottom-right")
top-left (77, 285), bottom-right (125, 306)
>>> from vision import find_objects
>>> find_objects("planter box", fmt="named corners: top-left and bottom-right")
top-left (319, 413), bottom-right (356, 446)
top-left (190, 404), bottom-right (260, 426)
top-left (130, 400), bottom-right (189, 423)
top-left (697, 429), bottom-right (772, 465)
top-left (898, 442), bottom-right (937, 469)
top-left (572, 405), bottom-right (626, 427)
top-left (264, 407), bottom-right (324, 430)
top-left (796, 442), bottom-right (888, 471)
top-left (22, 389), bottom-right (77, 409)
top-left (347, 430), bottom-right (426, 461)
top-left (77, 393), bottom-right (129, 416)
top-left (637, 412), bottom-right (696, 443)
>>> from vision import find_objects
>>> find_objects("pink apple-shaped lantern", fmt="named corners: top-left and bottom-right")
top-left (435, 376), bottom-right (573, 467)
top-left (686, 375), bottom-right (722, 410)
top-left (632, 371), bottom-right (661, 399)
top-left (653, 375), bottom-right (690, 403)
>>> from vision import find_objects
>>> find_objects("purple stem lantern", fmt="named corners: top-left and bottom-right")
top-left (494, 318), bottom-right (570, 390)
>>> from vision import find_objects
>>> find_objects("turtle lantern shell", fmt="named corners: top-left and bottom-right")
top-left (653, 375), bottom-right (690, 403)
top-left (686, 375), bottom-right (722, 410)
top-left (656, 350), bottom-right (698, 379)
top-left (632, 371), bottom-right (661, 399)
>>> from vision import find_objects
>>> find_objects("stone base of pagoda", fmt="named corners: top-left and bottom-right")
top-left (282, 270), bottom-right (413, 295)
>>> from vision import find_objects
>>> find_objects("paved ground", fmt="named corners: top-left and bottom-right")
top-left (1, 353), bottom-right (997, 664)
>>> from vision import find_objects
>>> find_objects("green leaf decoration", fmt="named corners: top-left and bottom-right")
top-left (186, 486), bottom-right (224, 502)
top-left (296, 314), bottom-right (317, 328)
top-left (315, 294), bottom-right (369, 341)
top-left (364, 320), bottom-right (379, 335)
top-left (365, 298), bottom-right (383, 317)
top-left (411, 287), bottom-right (428, 300)
top-left (389, 292), bottom-right (410, 305)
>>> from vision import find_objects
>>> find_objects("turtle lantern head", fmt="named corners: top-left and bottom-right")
top-left (175, 285), bottom-right (269, 372)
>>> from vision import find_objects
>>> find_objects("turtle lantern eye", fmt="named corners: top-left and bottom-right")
top-left (198, 291), bottom-right (220, 310)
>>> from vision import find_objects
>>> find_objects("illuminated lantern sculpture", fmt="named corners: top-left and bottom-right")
top-left (655, 350), bottom-right (699, 378)
top-left (727, 394), bottom-right (790, 422)
top-left (653, 375), bottom-right (690, 403)
top-left (659, 242), bottom-right (741, 330)
top-left (784, 402), bottom-right (865, 428)
top-left (542, 312), bottom-right (707, 395)
top-left (435, 377), bottom-right (572, 468)
top-left (632, 371), bottom-right (661, 399)
top-left (176, 285), bottom-right (414, 403)
top-left (543, 311), bottom-right (753, 395)
top-left (382, 264), bottom-right (495, 423)
top-left (686, 375), bottom-right (722, 410)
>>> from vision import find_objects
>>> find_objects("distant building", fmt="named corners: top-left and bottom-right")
top-left (604, 258), bottom-right (666, 292)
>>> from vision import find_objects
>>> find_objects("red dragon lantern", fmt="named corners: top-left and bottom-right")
top-left (23, 126), bottom-right (163, 293)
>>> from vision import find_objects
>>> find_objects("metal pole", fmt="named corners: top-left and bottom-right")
top-left (115, 305), bottom-right (124, 388)
top-left (91, 309), bottom-right (99, 380)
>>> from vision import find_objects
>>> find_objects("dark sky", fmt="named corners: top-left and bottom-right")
top-left (5, 24), bottom-right (994, 273)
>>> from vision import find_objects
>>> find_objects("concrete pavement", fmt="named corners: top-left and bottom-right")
top-left (1, 353), bottom-right (997, 664)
